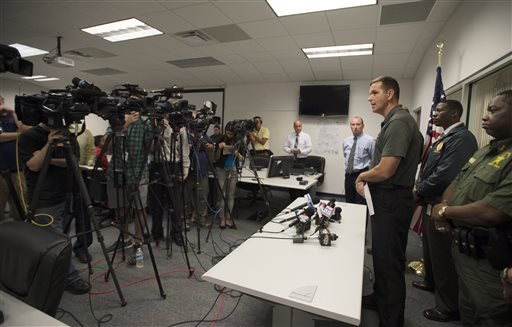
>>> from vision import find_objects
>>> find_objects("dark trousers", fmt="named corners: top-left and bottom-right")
top-left (422, 206), bottom-right (459, 312)
top-left (148, 161), bottom-right (183, 239)
top-left (371, 187), bottom-right (413, 327)
top-left (344, 171), bottom-right (367, 205)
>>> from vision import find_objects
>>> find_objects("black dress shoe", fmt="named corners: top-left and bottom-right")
top-left (65, 278), bottom-right (91, 295)
top-left (76, 252), bottom-right (92, 264)
top-left (362, 294), bottom-right (378, 311)
top-left (423, 308), bottom-right (460, 322)
top-left (412, 280), bottom-right (434, 292)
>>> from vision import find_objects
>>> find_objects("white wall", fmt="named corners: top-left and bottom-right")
top-left (0, 78), bottom-right (45, 106)
top-left (224, 79), bottom-right (413, 195)
top-left (412, 1), bottom-right (512, 134)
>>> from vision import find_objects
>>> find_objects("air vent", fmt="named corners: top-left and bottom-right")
top-left (81, 68), bottom-right (126, 76)
top-left (166, 57), bottom-right (225, 68)
top-left (175, 30), bottom-right (214, 45)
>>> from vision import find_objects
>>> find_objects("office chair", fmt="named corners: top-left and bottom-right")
top-left (0, 220), bottom-right (71, 317)
top-left (304, 155), bottom-right (326, 186)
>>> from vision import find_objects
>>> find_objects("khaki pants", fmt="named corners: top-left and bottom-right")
top-left (0, 171), bottom-right (25, 221)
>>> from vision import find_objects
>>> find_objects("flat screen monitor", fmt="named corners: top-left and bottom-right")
top-left (299, 85), bottom-right (350, 116)
top-left (267, 155), bottom-right (294, 178)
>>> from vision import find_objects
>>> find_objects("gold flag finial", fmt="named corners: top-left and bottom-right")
top-left (437, 39), bottom-right (445, 67)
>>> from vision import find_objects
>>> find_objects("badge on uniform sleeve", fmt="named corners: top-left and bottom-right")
top-left (436, 142), bottom-right (444, 152)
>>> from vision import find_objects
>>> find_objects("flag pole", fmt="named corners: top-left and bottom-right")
top-left (408, 39), bottom-right (447, 278)
top-left (437, 39), bottom-right (444, 67)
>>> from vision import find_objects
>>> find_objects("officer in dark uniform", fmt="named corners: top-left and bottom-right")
top-left (432, 90), bottom-right (512, 326)
top-left (413, 99), bottom-right (478, 322)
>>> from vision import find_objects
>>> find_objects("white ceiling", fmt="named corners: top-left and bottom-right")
top-left (0, 0), bottom-right (460, 92)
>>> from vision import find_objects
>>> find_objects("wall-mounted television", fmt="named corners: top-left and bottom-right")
top-left (299, 85), bottom-right (350, 116)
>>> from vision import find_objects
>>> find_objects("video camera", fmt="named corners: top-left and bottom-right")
top-left (229, 119), bottom-right (256, 139)
top-left (0, 44), bottom-right (33, 76)
top-left (188, 100), bottom-right (221, 133)
top-left (15, 77), bottom-right (126, 129)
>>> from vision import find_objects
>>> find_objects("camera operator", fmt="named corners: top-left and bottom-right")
top-left (186, 124), bottom-right (214, 227)
top-left (0, 95), bottom-right (28, 221)
top-left (18, 123), bottom-right (91, 294)
top-left (105, 110), bottom-right (152, 265)
top-left (214, 122), bottom-right (245, 229)
top-left (249, 116), bottom-right (272, 157)
top-left (209, 124), bottom-right (223, 146)
top-left (148, 117), bottom-right (190, 246)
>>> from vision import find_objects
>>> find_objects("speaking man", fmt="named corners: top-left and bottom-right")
top-left (356, 76), bottom-right (422, 327)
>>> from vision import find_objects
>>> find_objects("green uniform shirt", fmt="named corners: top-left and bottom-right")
top-left (449, 137), bottom-right (512, 219)
top-left (371, 105), bottom-right (423, 187)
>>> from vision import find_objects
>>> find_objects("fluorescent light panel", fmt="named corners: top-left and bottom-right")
top-left (267, 0), bottom-right (377, 16)
top-left (34, 77), bottom-right (60, 82)
top-left (9, 43), bottom-right (48, 57)
top-left (303, 43), bottom-right (373, 58)
top-left (21, 75), bottom-right (47, 80)
top-left (81, 18), bottom-right (163, 42)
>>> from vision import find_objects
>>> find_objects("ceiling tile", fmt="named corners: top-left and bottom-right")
top-left (196, 44), bottom-right (235, 56)
top-left (239, 20), bottom-right (289, 39)
top-left (327, 5), bottom-right (379, 30)
top-left (342, 68), bottom-right (372, 81)
top-left (293, 32), bottom-right (335, 48)
top-left (428, 0), bottom-right (461, 22)
top-left (241, 51), bottom-right (275, 62)
top-left (340, 56), bottom-right (374, 71)
top-left (280, 13), bottom-right (331, 35)
top-left (213, 1), bottom-right (275, 23)
top-left (405, 52), bottom-right (425, 69)
top-left (225, 40), bottom-right (266, 54)
top-left (420, 22), bottom-right (444, 40)
top-left (253, 61), bottom-right (285, 75)
top-left (373, 53), bottom-right (410, 68)
top-left (173, 3), bottom-right (232, 29)
top-left (212, 53), bottom-right (248, 65)
top-left (140, 11), bottom-right (196, 34)
top-left (257, 36), bottom-right (298, 51)
top-left (107, 0), bottom-right (167, 16)
top-left (377, 23), bottom-right (424, 42)
top-left (271, 49), bottom-right (306, 60)
top-left (332, 28), bottom-right (377, 45)
top-left (374, 40), bottom-right (416, 54)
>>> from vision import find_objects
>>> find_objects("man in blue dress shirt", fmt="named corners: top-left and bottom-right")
top-left (343, 116), bottom-right (375, 204)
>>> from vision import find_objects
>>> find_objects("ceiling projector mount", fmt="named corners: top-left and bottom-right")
top-left (43, 36), bottom-right (74, 68)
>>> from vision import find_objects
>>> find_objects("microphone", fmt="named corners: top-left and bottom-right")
top-left (284, 195), bottom-right (320, 213)
top-left (330, 207), bottom-right (342, 222)
top-left (279, 195), bottom-right (320, 223)
top-left (312, 199), bottom-right (336, 235)
top-left (288, 207), bottom-right (316, 228)
top-left (70, 88), bottom-right (107, 97)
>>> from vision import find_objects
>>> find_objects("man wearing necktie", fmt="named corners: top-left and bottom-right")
top-left (283, 120), bottom-right (312, 159)
top-left (283, 120), bottom-right (313, 199)
top-left (412, 100), bottom-right (477, 322)
top-left (343, 116), bottom-right (375, 205)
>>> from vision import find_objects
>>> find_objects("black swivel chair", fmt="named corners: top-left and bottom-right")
top-left (303, 155), bottom-right (326, 186)
top-left (0, 220), bottom-right (71, 317)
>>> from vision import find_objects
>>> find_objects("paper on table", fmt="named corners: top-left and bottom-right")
top-left (364, 183), bottom-right (374, 216)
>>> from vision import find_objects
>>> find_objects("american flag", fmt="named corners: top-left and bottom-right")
top-left (410, 66), bottom-right (446, 235)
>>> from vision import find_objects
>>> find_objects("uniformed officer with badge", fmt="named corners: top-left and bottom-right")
top-left (413, 99), bottom-right (478, 322)
top-left (432, 90), bottom-right (512, 325)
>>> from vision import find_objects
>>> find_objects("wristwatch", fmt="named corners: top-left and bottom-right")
top-left (501, 267), bottom-right (511, 284)
top-left (438, 205), bottom-right (448, 219)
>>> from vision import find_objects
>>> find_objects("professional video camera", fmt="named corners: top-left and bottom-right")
top-left (188, 100), bottom-right (221, 133)
top-left (229, 119), bottom-right (256, 139)
top-left (0, 44), bottom-right (33, 76)
top-left (14, 77), bottom-right (125, 129)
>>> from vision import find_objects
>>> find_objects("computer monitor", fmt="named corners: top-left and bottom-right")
top-left (267, 155), bottom-right (294, 178)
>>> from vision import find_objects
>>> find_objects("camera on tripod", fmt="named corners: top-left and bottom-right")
top-left (230, 119), bottom-right (256, 139)
top-left (14, 77), bottom-right (126, 129)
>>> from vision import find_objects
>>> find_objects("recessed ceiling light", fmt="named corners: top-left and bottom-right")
top-left (81, 18), bottom-right (163, 42)
top-left (9, 43), bottom-right (48, 57)
top-left (302, 43), bottom-right (374, 58)
top-left (21, 75), bottom-right (47, 80)
top-left (266, 0), bottom-right (377, 16)
top-left (34, 77), bottom-right (60, 82)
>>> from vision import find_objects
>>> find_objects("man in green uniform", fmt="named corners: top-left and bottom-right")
top-left (432, 90), bottom-right (512, 325)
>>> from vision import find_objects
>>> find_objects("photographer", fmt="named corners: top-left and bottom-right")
top-left (148, 117), bottom-right (190, 246)
top-left (18, 123), bottom-right (91, 294)
top-left (214, 122), bottom-right (245, 229)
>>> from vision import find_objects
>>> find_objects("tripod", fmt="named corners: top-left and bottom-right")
top-left (147, 121), bottom-right (193, 276)
top-left (97, 120), bottom-right (166, 299)
top-left (0, 156), bottom-right (25, 221)
top-left (24, 132), bottom-right (127, 306)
